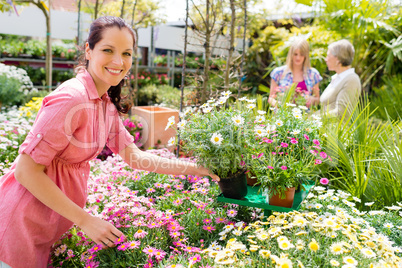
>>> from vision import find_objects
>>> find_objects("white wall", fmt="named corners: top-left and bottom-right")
top-left (0, 6), bottom-right (91, 40)
top-left (0, 6), bottom-right (244, 55)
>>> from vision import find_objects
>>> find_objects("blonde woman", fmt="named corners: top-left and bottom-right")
top-left (269, 38), bottom-right (322, 108)
top-left (320, 39), bottom-right (361, 119)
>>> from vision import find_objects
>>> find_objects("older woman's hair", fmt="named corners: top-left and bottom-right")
top-left (328, 39), bottom-right (355, 66)
top-left (286, 38), bottom-right (311, 74)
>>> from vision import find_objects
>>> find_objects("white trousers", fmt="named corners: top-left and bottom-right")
top-left (0, 261), bottom-right (12, 268)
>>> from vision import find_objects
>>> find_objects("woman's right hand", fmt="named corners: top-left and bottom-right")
top-left (78, 214), bottom-right (125, 248)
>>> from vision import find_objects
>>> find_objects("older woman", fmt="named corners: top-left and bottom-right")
top-left (320, 39), bottom-right (361, 119)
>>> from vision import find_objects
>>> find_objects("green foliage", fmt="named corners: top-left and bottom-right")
top-left (316, 0), bottom-right (402, 88)
top-left (370, 74), bottom-right (402, 121)
top-left (137, 84), bottom-right (193, 109)
top-left (320, 96), bottom-right (402, 209)
top-left (0, 74), bottom-right (24, 107)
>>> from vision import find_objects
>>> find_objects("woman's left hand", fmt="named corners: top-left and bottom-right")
top-left (198, 166), bottom-right (220, 182)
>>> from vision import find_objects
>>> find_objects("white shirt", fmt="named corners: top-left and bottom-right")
top-left (321, 68), bottom-right (355, 102)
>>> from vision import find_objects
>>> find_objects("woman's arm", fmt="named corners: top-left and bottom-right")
top-left (15, 153), bottom-right (123, 247)
top-left (119, 143), bottom-right (220, 181)
top-left (268, 79), bottom-right (279, 107)
top-left (306, 83), bottom-right (320, 108)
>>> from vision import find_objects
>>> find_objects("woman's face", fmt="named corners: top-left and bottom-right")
top-left (292, 49), bottom-right (305, 68)
top-left (86, 26), bottom-right (134, 93)
top-left (325, 49), bottom-right (338, 71)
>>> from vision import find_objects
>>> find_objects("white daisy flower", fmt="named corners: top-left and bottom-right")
top-left (200, 103), bottom-right (209, 108)
top-left (177, 120), bottom-right (187, 129)
top-left (215, 99), bottom-right (226, 105)
top-left (360, 248), bottom-right (376, 258)
top-left (291, 129), bottom-right (301, 135)
top-left (210, 133), bottom-right (223, 145)
top-left (365, 202), bottom-right (375, 206)
top-left (203, 107), bottom-right (213, 113)
top-left (275, 119), bottom-right (283, 127)
top-left (221, 90), bottom-right (232, 96)
top-left (343, 256), bottom-right (358, 266)
top-left (286, 103), bottom-right (296, 107)
top-left (246, 99), bottom-right (256, 103)
top-left (267, 124), bottom-right (276, 133)
top-left (352, 196), bottom-right (361, 203)
top-left (246, 103), bottom-right (256, 109)
top-left (232, 115), bottom-right (245, 126)
top-left (292, 108), bottom-right (302, 114)
top-left (167, 137), bottom-right (175, 146)
top-left (165, 120), bottom-right (175, 131)
top-left (255, 115), bottom-right (265, 123)
top-left (257, 110), bottom-right (266, 115)
top-left (207, 99), bottom-right (215, 103)
top-left (254, 126), bottom-right (267, 137)
top-left (293, 113), bottom-right (302, 119)
top-left (299, 105), bottom-right (308, 110)
top-left (238, 97), bottom-right (248, 101)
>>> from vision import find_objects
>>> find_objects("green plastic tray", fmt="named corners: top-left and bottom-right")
top-left (217, 180), bottom-right (315, 214)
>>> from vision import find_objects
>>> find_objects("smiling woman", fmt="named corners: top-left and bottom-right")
top-left (0, 16), bottom-right (218, 268)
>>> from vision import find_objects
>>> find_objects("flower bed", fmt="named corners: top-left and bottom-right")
top-left (1, 104), bottom-right (402, 268)
top-left (44, 151), bottom-right (402, 268)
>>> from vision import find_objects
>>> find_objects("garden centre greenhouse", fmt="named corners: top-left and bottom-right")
top-left (1, 0), bottom-right (402, 267)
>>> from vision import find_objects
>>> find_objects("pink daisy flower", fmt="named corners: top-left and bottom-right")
top-left (202, 225), bottom-right (216, 233)
top-left (127, 240), bottom-right (141, 249)
top-left (315, 159), bottom-right (322, 165)
top-left (189, 254), bottom-right (201, 264)
top-left (227, 209), bottom-right (238, 217)
top-left (320, 178), bottom-right (329, 185)
top-left (117, 244), bottom-right (128, 251)
top-left (134, 229), bottom-right (148, 239)
top-left (143, 246), bottom-right (157, 257)
top-left (320, 151), bottom-right (327, 159)
top-left (313, 139), bottom-right (320, 145)
top-left (281, 142), bottom-right (289, 148)
top-left (280, 165), bottom-right (288, 170)
top-left (215, 217), bottom-right (227, 224)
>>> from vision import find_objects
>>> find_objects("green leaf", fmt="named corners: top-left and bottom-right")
top-left (258, 84), bottom-right (270, 93)
top-left (295, 0), bottom-right (314, 6)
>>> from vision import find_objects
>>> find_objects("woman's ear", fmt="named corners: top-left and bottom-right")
top-left (85, 42), bottom-right (91, 60)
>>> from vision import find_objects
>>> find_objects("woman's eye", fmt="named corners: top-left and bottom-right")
top-left (124, 52), bottom-right (132, 56)
top-left (103, 49), bottom-right (112, 53)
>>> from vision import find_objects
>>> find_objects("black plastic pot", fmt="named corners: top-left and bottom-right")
top-left (218, 171), bottom-right (248, 199)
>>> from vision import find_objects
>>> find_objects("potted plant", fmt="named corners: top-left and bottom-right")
top-left (153, 54), bottom-right (167, 67)
top-left (167, 92), bottom-right (255, 199)
top-left (242, 91), bottom-right (327, 207)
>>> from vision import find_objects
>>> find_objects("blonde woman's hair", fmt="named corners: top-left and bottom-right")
top-left (285, 38), bottom-right (311, 74)
top-left (328, 39), bottom-right (354, 66)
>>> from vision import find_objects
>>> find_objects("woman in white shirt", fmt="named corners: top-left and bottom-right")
top-left (320, 39), bottom-right (361, 119)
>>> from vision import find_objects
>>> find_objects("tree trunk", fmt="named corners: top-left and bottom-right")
top-left (94, 0), bottom-right (99, 19)
top-left (132, 28), bottom-right (139, 106)
top-left (46, 3), bottom-right (52, 90)
top-left (224, 0), bottom-right (235, 91)
top-left (238, 0), bottom-right (247, 98)
top-left (202, 0), bottom-right (211, 104)
top-left (120, 0), bottom-right (125, 18)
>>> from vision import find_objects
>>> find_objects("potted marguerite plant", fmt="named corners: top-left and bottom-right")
top-left (166, 91), bottom-right (258, 199)
top-left (242, 98), bottom-right (328, 207)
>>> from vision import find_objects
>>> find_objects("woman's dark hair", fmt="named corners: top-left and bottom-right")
top-left (76, 16), bottom-right (136, 114)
